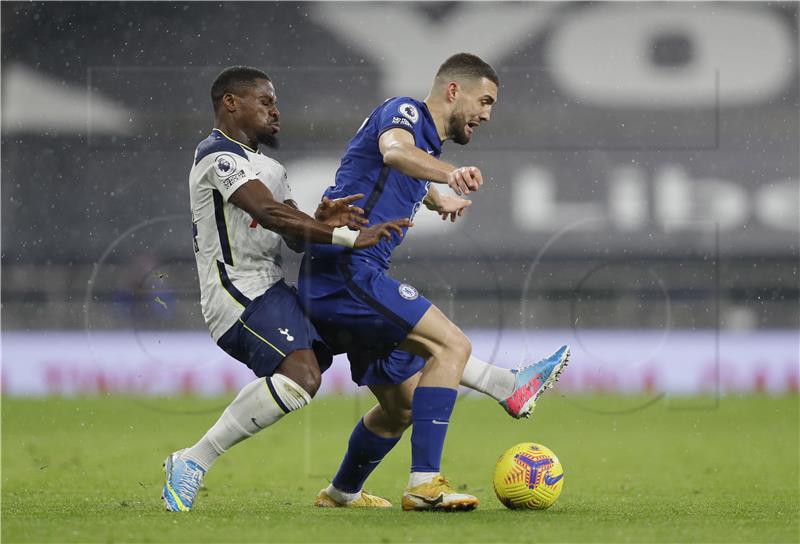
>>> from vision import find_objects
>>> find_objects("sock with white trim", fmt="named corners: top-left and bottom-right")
top-left (181, 374), bottom-right (310, 470)
top-left (408, 471), bottom-right (440, 488)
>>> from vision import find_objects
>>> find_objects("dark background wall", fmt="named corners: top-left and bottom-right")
top-left (2, 2), bottom-right (798, 331)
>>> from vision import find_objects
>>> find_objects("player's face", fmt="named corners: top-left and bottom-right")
top-left (238, 78), bottom-right (281, 147)
top-left (448, 77), bottom-right (497, 145)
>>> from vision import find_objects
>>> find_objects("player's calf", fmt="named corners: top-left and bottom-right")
top-left (162, 359), bottom-right (316, 511)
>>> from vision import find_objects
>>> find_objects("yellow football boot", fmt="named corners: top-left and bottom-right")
top-left (401, 476), bottom-right (479, 511)
top-left (314, 488), bottom-right (392, 508)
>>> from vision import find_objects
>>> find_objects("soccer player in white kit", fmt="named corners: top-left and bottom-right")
top-left (162, 66), bottom-right (410, 512)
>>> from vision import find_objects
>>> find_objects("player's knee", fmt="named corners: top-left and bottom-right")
top-left (446, 329), bottom-right (472, 366)
top-left (378, 411), bottom-right (411, 436)
top-left (293, 362), bottom-right (321, 397)
top-left (276, 350), bottom-right (321, 398)
top-left (398, 408), bottom-right (413, 430)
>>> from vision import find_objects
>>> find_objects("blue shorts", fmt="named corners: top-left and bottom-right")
top-left (217, 279), bottom-right (332, 378)
top-left (298, 256), bottom-right (431, 386)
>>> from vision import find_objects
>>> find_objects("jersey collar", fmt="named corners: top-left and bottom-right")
top-left (212, 128), bottom-right (260, 154)
top-left (418, 102), bottom-right (443, 154)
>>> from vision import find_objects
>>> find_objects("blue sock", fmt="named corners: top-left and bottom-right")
top-left (410, 386), bottom-right (458, 473)
top-left (331, 419), bottom-right (400, 493)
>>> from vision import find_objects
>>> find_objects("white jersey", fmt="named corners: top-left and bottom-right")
top-left (189, 128), bottom-right (292, 341)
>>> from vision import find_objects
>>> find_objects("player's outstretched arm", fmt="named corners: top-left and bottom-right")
top-left (379, 128), bottom-right (483, 196)
top-left (279, 199), bottom-right (308, 253)
top-left (230, 180), bottom-right (406, 248)
top-left (280, 195), bottom-right (370, 252)
top-left (423, 185), bottom-right (472, 223)
top-left (314, 194), bottom-right (369, 229)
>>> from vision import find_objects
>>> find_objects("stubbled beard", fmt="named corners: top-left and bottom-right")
top-left (257, 132), bottom-right (280, 149)
top-left (447, 113), bottom-right (470, 145)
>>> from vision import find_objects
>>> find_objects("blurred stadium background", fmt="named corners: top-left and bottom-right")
top-left (2, 1), bottom-right (798, 397)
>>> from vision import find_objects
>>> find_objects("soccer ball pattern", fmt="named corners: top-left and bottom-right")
top-left (493, 442), bottom-right (564, 509)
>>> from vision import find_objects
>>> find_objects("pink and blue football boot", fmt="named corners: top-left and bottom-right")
top-left (500, 345), bottom-right (570, 419)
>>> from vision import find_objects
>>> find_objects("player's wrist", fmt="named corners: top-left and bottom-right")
top-left (332, 226), bottom-right (359, 248)
top-left (423, 193), bottom-right (439, 211)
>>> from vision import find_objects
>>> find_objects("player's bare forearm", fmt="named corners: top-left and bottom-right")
top-left (230, 180), bottom-right (335, 244)
top-left (230, 180), bottom-right (409, 249)
top-left (424, 185), bottom-right (442, 210)
top-left (281, 199), bottom-right (306, 252)
top-left (382, 141), bottom-right (455, 184)
top-left (379, 128), bottom-right (482, 196)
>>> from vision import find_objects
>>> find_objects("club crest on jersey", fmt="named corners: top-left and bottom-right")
top-left (398, 283), bottom-right (418, 300)
top-left (398, 103), bottom-right (419, 124)
top-left (213, 154), bottom-right (237, 177)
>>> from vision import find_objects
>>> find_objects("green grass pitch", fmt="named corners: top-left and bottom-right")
top-left (2, 394), bottom-right (798, 543)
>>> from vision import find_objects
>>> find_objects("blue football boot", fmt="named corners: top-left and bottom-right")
top-left (499, 345), bottom-right (570, 419)
top-left (162, 449), bottom-right (205, 512)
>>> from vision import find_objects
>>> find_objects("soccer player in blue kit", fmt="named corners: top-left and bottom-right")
top-left (298, 54), bottom-right (569, 510)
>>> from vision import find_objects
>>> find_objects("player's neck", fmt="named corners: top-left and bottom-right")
top-left (213, 121), bottom-right (259, 152)
top-left (423, 97), bottom-right (449, 143)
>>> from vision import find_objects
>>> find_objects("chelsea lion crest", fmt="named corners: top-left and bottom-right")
top-left (398, 283), bottom-right (419, 300)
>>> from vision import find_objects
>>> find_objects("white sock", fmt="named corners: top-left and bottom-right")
top-left (181, 374), bottom-right (311, 470)
top-left (460, 355), bottom-right (516, 401)
top-left (408, 471), bottom-right (439, 488)
top-left (325, 484), bottom-right (361, 504)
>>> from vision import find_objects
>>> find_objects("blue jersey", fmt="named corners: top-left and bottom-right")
top-left (308, 97), bottom-right (442, 268)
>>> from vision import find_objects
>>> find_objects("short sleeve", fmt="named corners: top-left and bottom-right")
top-left (376, 98), bottom-right (423, 139)
top-left (206, 151), bottom-right (258, 202)
top-left (283, 178), bottom-right (294, 203)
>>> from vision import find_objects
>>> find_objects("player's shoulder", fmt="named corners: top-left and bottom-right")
top-left (193, 129), bottom-right (249, 166)
top-left (374, 96), bottom-right (426, 135)
top-left (380, 96), bottom-right (423, 121)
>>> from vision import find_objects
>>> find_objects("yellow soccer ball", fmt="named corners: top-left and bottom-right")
top-left (493, 442), bottom-right (564, 509)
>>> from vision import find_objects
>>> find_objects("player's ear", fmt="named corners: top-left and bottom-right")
top-left (446, 81), bottom-right (459, 103)
top-left (222, 92), bottom-right (238, 113)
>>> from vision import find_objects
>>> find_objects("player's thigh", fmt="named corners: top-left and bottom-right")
top-left (230, 280), bottom-right (331, 389)
top-left (398, 304), bottom-right (471, 361)
top-left (308, 262), bottom-right (433, 355)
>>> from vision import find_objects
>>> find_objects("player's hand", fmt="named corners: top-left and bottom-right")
top-left (354, 219), bottom-right (412, 248)
top-left (447, 166), bottom-right (483, 196)
top-left (436, 194), bottom-right (472, 223)
top-left (315, 194), bottom-right (369, 229)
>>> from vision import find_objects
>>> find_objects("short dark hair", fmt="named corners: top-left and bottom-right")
top-left (435, 53), bottom-right (499, 87)
top-left (211, 66), bottom-right (270, 110)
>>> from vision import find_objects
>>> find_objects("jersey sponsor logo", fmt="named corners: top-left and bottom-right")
top-left (398, 103), bottom-right (419, 124)
top-left (221, 169), bottom-right (246, 190)
top-left (391, 116), bottom-right (413, 128)
top-left (213, 153), bottom-right (238, 177)
top-left (398, 283), bottom-right (418, 300)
